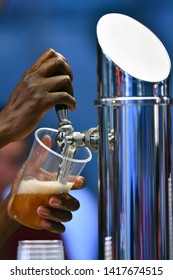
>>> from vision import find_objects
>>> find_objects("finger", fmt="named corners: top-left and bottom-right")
top-left (25, 48), bottom-right (67, 74)
top-left (43, 92), bottom-right (76, 112)
top-left (25, 135), bottom-right (52, 176)
top-left (40, 134), bottom-right (52, 148)
top-left (38, 57), bottom-right (73, 80)
top-left (37, 206), bottom-right (72, 223)
top-left (31, 135), bottom-right (51, 165)
top-left (40, 219), bottom-right (65, 233)
top-left (49, 194), bottom-right (80, 211)
top-left (42, 75), bottom-right (74, 97)
top-left (71, 176), bottom-right (85, 190)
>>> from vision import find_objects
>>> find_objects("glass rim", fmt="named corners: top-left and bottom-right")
top-left (34, 127), bottom-right (92, 163)
top-left (18, 239), bottom-right (63, 244)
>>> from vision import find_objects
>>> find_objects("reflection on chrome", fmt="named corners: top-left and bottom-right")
top-left (96, 14), bottom-right (173, 260)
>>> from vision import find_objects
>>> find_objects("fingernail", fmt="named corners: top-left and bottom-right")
top-left (77, 177), bottom-right (84, 187)
top-left (49, 197), bottom-right (62, 207)
top-left (37, 207), bottom-right (50, 216)
top-left (41, 219), bottom-right (51, 228)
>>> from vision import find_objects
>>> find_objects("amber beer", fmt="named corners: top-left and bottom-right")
top-left (10, 179), bottom-right (73, 229)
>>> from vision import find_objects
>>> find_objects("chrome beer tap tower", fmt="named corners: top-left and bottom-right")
top-left (56, 13), bottom-right (173, 260)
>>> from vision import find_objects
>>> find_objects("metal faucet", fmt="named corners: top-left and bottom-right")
top-left (55, 104), bottom-right (99, 152)
top-left (55, 104), bottom-right (99, 184)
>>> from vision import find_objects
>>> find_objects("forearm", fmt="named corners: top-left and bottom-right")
top-left (0, 108), bottom-right (24, 148)
top-left (0, 197), bottom-right (20, 247)
top-left (0, 112), bottom-right (13, 148)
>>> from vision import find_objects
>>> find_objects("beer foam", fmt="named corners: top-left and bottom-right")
top-left (17, 179), bottom-right (73, 194)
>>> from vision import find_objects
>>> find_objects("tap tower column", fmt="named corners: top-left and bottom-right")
top-left (96, 13), bottom-right (172, 259)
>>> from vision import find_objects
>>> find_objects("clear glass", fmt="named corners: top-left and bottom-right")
top-left (17, 240), bottom-right (64, 260)
top-left (9, 127), bottom-right (92, 229)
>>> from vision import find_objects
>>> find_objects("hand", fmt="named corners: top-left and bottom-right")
top-left (7, 162), bottom-right (85, 233)
top-left (0, 48), bottom-right (76, 147)
top-left (7, 135), bottom-right (86, 234)
top-left (37, 176), bottom-right (85, 233)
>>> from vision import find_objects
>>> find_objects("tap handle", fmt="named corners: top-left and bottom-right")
top-left (55, 104), bottom-right (68, 123)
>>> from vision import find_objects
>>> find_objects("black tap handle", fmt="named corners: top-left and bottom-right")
top-left (55, 104), bottom-right (69, 124)
top-left (55, 104), bottom-right (67, 113)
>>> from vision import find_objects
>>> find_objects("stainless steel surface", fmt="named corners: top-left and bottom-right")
top-left (58, 144), bottom-right (77, 185)
top-left (55, 106), bottom-right (75, 184)
top-left (56, 109), bottom-right (99, 152)
top-left (55, 107), bottom-right (98, 183)
top-left (96, 44), bottom-right (173, 260)
top-left (63, 127), bottom-right (99, 151)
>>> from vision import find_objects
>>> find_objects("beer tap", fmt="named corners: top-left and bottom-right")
top-left (55, 104), bottom-right (99, 183)
top-left (55, 104), bottom-right (76, 184)
top-left (55, 104), bottom-right (75, 154)
top-left (55, 105), bottom-right (99, 152)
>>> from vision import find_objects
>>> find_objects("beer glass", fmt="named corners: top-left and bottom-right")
top-left (17, 240), bottom-right (64, 260)
top-left (9, 127), bottom-right (92, 229)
